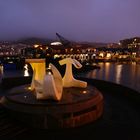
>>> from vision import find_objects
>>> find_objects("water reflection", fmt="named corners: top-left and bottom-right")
top-left (1, 62), bottom-right (140, 93)
top-left (24, 64), bottom-right (30, 77)
top-left (84, 62), bottom-right (140, 92)
top-left (0, 65), bottom-right (4, 75)
top-left (104, 63), bottom-right (110, 80)
top-left (115, 64), bottom-right (122, 83)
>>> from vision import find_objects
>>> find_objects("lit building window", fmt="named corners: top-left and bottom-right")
top-left (50, 42), bottom-right (62, 46)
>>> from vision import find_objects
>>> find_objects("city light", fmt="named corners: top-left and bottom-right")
top-left (106, 53), bottom-right (111, 58)
top-left (50, 42), bottom-right (62, 45)
top-left (34, 44), bottom-right (39, 48)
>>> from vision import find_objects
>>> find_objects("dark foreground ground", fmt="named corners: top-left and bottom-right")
top-left (0, 78), bottom-right (140, 140)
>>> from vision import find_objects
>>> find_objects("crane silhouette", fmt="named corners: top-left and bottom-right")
top-left (56, 33), bottom-right (73, 48)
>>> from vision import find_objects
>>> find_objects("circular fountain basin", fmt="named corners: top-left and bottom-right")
top-left (1, 83), bottom-right (103, 129)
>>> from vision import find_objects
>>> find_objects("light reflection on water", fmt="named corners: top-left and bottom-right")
top-left (24, 64), bottom-right (30, 77)
top-left (82, 62), bottom-right (140, 92)
top-left (0, 64), bottom-right (31, 79)
top-left (116, 64), bottom-right (122, 83)
top-left (0, 62), bottom-right (140, 93)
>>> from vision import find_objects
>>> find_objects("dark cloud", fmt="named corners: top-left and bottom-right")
top-left (0, 0), bottom-right (140, 42)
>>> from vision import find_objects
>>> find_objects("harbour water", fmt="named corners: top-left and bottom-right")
top-left (0, 62), bottom-right (140, 93)
top-left (79, 62), bottom-right (140, 93)
top-left (0, 62), bottom-right (140, 139)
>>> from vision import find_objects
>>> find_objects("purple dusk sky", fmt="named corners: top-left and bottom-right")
top-left (0, 0), bottom-right (140, 43)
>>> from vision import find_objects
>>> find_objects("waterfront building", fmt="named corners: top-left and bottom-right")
top-left (120, 37), bottom-right (140, 58)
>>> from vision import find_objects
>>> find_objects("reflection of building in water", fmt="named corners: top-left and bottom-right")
top-left (0, 64), bottom-right (4, 75)
top-left (24, 64), bottom-right (30, 77)
top-left (116, 65), bottom-right (122, 83)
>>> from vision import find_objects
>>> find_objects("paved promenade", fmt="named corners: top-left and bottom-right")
top-left (0, 79), bottom-right (140, 140)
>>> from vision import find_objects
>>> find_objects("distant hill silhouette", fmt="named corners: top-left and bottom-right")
top-left (77, 42), bottom-right (108, 48)
top-left (17, 37), bottom-right (54, 45)
top-left (15, 37), bottom-right (107, 48)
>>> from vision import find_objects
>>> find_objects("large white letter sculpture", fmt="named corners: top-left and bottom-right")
top-left (59, 58), bottom-right (87, 88)
top-left (26, 58), bottom-right (87, 101)
top-left (26, 59), bottom-right (46, 90)
top-left (26, 59), bottom-right (63, 101)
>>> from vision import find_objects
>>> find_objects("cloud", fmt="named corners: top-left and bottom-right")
top-left (0, 0), bottom-right (140, 42)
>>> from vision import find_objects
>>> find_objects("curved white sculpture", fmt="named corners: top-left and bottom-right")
top-left (35, 63), bottom-right (63, 100)
top-left (59, 58), bottom-right (87, 88)
top-left (26, 59), bottom-right (63, 101)
top-left (25, 58), bottom-right (87, 100)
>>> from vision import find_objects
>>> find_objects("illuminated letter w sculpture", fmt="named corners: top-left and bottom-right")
top-left (26, 58), bottom-right (87, 101)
